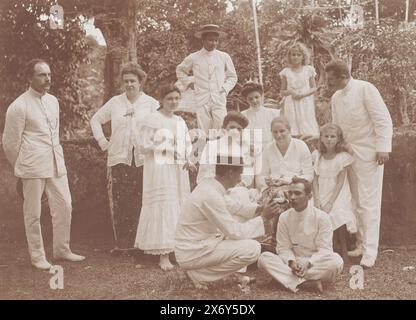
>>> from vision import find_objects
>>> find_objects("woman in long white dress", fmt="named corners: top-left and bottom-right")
top-left (134, 84), bottom-right (195, 271)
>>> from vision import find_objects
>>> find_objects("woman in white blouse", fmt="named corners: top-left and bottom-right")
top-left (90, 63), bottom-right (159, 251)
top-left (256, 116), bottom-right (314, 191)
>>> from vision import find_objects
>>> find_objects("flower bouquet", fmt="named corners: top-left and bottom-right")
top-left (258, 176), bottom-right (292, 253)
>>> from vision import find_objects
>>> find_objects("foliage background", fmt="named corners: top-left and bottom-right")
top-left (0, 0), bottom-right (416, 136)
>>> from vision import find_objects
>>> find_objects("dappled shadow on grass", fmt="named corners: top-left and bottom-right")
top-left (1, 232), bottom-right (416, 300)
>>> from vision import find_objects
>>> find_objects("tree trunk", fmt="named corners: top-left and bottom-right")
top-left (317, 62), bottom-right (325, 86)
top-left (96, 21), bottom-right (125, 102)
top-left (95, 0), bottom-right (137, 102)
top-left (397, 87), bottom-right (410, 126)
top-left (127, 0), bottom-right (138, 64)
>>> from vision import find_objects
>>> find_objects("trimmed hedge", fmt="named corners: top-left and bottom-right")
top-left (1, 130), bottom-right (415, 245)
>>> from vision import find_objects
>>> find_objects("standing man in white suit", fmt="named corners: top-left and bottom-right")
top-left (325, 59), bottom-right (393, 268)
top-left (2, 59), bottom-right (85, 270)
top-left (176, 24), bottom-right (237, 134)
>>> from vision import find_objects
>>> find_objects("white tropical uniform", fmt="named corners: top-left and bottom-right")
top-left (176, 48), bottom-right (238, 133)
top-left (312, 150), bottom-right (357, 232)
top-left (175, 178), bottom-right (265, 285)
top-left (2, 88), bottom-right (73, 264)
top-left (331, 78), bottom-right (393, 265)
top-left (258, 205), bottom-right (344, 292)
top-left (134, 111), bottom-right (191, 255)
top-left (256, 138), bottom-right (314, 190)
top-left (197, 133), bottom-right (261, 220)
top-left (279, 65), bottom-right (319, 137)
top-left (241, 105), bottom-right (281, 147)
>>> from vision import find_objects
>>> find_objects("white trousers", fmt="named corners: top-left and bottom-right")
top-left (258, 252), bottom-right (343, 292)
top-left (196, 99), bottom-right (227, 133)
top-left (22, 175), bottom-right (72, 263)
top-left (349, 159), bottom-right (384, 263)
top-left (178, 239), bottom-right (261, 284)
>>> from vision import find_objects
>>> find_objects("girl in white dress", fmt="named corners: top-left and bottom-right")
top-left (240, 81), bottom-right (280, 147)
top-left (279, 42), bottom-right (320, 138)
top-left (134, 84), bottom-right (195, 271)
top-left (312, 124), bottom-right (356, 263)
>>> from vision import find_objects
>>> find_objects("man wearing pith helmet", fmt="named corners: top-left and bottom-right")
top-left (176, 24), bottom-right (238, 134)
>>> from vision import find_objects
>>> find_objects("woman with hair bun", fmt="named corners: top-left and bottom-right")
top-left (240, 81), bottom-right (280, 147)
top-left (90, 62), bottom-right (159, 252)
top-left (134, 84), bottom-right (195, 271)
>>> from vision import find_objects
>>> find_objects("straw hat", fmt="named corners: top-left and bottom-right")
top-left (194, 24), bottom-right (227, 39)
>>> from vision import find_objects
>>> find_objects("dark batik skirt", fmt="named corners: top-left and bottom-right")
top-left (107, 163), bottom-right (143, 249)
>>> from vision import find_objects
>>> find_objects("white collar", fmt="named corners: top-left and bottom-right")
top-left (248, 105), bottom-right (264, 112)
top-left (29, 87), bottom-right (46, 99)
top-left (293, 204), bottom-right (312, 216)
top-left (292, 204), bottom-right (316, 235)
top-left (340, 77), bottom-right (354, 95)
top-left (124, 91), bottom-right (144, 106)
top-left (273, 137), bottom-right (293, 158)
top-left (201, 48), bottom-right (216, 55)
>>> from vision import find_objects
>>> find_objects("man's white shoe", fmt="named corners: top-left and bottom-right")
top-left (347, 247), bottom-right (363, 257)
top-left (32, 260), bottom-right (52, 270)
top-left (360, 256), bottom-right (375, 269)
top-left (54, 253), bottom-right (85, 262)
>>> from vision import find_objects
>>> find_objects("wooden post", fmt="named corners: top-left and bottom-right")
top-left (375, 0), bottom-right (379, 24)
top-left (405, 0), bottom-right (409, 24)
top-left (252, 0), bottom-right (263, 85)
top-left (338, 0), bottom-right (343, 21)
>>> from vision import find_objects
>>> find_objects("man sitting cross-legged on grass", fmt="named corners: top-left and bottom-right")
top-left (175, 151), bottom-right (281, 290)
top-left (258, 177), bottom-right (343, 293)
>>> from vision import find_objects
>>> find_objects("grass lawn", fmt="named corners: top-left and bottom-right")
top-left (1, 239), bottom-right (416, 300)
top-left (1, 208), bottom-right (416, 300)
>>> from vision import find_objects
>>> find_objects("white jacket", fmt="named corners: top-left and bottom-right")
top-left (90, 92), bottom-right (159, 167)
top-left (176, 48), bottom-right (237, 107)
top-left (331, 78), bottom-right (393, 161)
top-left (2, 88), bottom-right (66, 178)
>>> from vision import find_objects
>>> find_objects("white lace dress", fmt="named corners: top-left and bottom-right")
top-left (312, 150), bottom-right (357, 232)
top-left (134, 111), bottom-right (191, 254)
top-left (279, 65), bottom-right (319, 137)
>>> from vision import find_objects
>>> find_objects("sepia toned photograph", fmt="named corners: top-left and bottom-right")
top-left (0, 0), bottom-right (415, 303)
